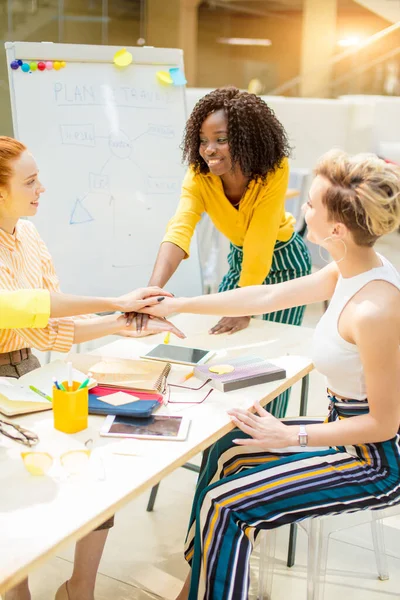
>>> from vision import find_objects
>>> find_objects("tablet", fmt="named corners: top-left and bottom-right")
top-left (100, 414), bottom-right (191, 441)
top-left (141, 344), bottom-right (215, 366)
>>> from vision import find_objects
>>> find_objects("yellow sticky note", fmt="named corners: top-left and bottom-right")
top-left (156, 70), bottom-right (173, 85)
top-left (114, 48), bottom-right (133, 67)
top-left (209, 364), bottom-right (235, 375)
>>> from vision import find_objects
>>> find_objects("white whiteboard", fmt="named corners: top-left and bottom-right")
top-left (5, 42), bottom-right (203, 297)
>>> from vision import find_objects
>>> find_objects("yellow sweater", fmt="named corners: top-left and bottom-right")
top-left (0, 290), bottom-right (50, 329)
top-left (163, 158), bottom-right (295, 286)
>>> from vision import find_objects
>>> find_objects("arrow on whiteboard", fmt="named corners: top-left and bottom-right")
top-left (70, 198), bottom-right (94, 225)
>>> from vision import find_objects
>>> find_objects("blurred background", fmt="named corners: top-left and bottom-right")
top-left (1, 0), bottom-right (400, 135)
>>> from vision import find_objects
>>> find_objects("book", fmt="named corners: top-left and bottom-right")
top-left (69, 354), bottom-right (171, 394)
top-left (193, 356), bottom-right (286, 392)
top-left (89, 386), bottom-right (163, 417)
top-left (0, 360), bottom-right (95, 417)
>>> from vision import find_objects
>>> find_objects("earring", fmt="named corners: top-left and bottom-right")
top-left (318, 236), bottom-right (347, 264)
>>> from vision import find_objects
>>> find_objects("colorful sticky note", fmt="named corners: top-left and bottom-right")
top-left (209, 364), bottom-right (235, 375)
top-left (113, 48), bottom-right (133, 67)
top-left (98, 392), bottom-right (140, 407)
top-left (156, 70), bottom-right (173, 85)
top-left (169, 67), bottom-right (187, 86)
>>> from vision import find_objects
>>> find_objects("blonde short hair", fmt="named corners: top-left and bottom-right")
top-left (315, 149), bottom-right (400, 246)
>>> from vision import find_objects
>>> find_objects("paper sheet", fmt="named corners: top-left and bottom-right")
top-left (97, 391), bottom-right (140, 407)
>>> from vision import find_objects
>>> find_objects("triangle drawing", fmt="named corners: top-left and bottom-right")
top-left (70, 199), bottom-right (94, 225)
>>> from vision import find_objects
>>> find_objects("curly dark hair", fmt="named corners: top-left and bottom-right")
top-left (182, 87), bottom-right (291, 182)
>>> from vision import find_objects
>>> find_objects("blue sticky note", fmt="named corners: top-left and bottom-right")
top-left (169, 67), bottom-right (187, 86)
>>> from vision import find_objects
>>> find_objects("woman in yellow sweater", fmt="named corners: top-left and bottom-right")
top-left (145, 87), bottom-right (311, 418)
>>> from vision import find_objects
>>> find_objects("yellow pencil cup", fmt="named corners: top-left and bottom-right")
top-left (53, 381), bottom-right (88, 434)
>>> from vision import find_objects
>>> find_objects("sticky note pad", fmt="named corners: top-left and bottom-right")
top-left (156, 70), bottom-right (173, 85)
top-left (209, 364), bottom-right (235, 375)
top-left (169, 67), bottom-right (187, 86)
top-left (98, 392), bottom-right (140, 407)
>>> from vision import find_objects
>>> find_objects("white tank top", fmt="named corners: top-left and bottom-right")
top-left (312, 254), bottom-right (400, 400)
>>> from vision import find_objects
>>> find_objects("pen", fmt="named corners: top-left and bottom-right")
top-left (29, 385), bottom-right (52, 403)
top-left (77, 373), bottom-right (92, 390)
top-left (53, 378), bottom-right (66, 391)
top-left (183, 371), bottom-right (194, 382)
top-left (67, 362), bottom-right (73, 391)
top-left (164, 331), bottom-right (170, 344)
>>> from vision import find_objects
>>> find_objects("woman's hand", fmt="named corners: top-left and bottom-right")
top-left (138, 296), bottom-right (181, 320)
top-left (228, 402), bottom-right (294, 448)
top-left (115, 287), bottom-right (172, 313)
top-left (118, 314), bottom-right (185, 339)
top-left (209, 315), bottom-right (251, 335)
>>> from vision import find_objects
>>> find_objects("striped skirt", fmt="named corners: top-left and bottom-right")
top-left (218, 232), bottom-right (311, 418)
top-left (184, 395), bottom-right (400, 600)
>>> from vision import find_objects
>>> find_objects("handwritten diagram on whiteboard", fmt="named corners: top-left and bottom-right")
top-left (7, 47), bottom-right (202, 297)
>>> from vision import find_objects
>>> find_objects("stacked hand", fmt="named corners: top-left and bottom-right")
top-left (115, 287), bottom-right (173, 313)
top-left (119, 313), bottom-right (185, 339)
top-left (228, 402), bottom-right (293, 449)
top-left (138, 298), bottom-right (251, 336)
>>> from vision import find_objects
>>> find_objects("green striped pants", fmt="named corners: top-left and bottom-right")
top-left (218, 232), bottom-right (311, 418)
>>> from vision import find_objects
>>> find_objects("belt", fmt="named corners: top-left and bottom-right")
top-left (0, 348), bottom-right (32, 366)
top-left (327, 388), bottom-right (351, 401)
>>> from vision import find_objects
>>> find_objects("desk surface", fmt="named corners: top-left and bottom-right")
top-left (0, 315), bottom-right (314, 593)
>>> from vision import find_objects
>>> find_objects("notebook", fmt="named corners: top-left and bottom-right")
top-left (0, 360), bottom-right (95, 416)
top-left (193, 356), bottom-right (286, 392)
top-left (89, 386), bottom-right (162, 417)
top-left (69, 354), bottom-right (171, 394)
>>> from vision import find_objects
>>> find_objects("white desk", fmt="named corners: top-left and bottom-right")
top-left (0, 315), bottom-right (314, 594)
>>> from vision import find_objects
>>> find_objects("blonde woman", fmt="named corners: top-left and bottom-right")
top-left (142, 150), bottom-right (400, 600)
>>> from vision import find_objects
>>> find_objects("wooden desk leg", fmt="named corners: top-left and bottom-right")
top-left (287, 373), bottom-right (309, 567)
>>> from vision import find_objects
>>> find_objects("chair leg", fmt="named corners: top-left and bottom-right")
top-left (306, 518), bottom-right (329, 600)
top-left (258, 530), bottom-right (276, 600)
top-left (146, 483), bottom-right (160, 512)
top-left (371, 518), bottom-right (389, 580)
top-left (287, 374), bottom-right (310, 568)
top-left (287, 524), bottom-right (297, 567)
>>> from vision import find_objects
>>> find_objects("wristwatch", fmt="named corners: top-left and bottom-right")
top-left (298, 425), bottom-right (308, 447)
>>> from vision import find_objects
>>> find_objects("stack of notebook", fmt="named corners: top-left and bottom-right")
top-left (69, 354), bottom-right (171, 394)
top-left (194, 355), bottom-right (286, 392)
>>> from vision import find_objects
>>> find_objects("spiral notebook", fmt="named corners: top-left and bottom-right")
top-left (194, 355), bottom-right (286, 392)
top-left (69, 354), bottom-right (171, 394)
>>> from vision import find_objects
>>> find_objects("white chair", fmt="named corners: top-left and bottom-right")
top-left (287, 168), bottom-right (311, 235)
top-left (257, 503), bottom-right (400, 600)
top-left (197, 212), bottom-right (221, 293)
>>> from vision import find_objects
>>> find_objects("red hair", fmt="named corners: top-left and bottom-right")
top-left (0, 136), bottom-right (27, 188)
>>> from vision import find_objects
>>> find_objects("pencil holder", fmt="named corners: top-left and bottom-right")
top-left (53, 381), bottom-right (88, 434)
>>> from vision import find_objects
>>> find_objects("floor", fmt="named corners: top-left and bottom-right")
top-left (3, 232), bottom-right (400, 600)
